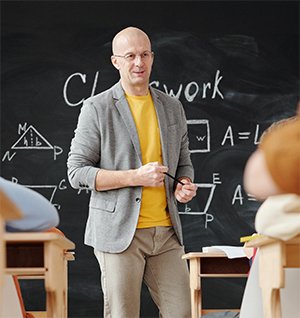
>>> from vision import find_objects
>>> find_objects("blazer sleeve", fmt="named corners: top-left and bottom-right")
top-left (67, 99), bottom-right (101, 191)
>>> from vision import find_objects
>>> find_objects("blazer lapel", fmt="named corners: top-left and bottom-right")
top-left (113, 82), bottom-right (142, 165)
top-left (150, 87), bottom-right (169, 167)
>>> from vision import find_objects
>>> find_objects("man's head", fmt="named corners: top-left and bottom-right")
top-left (111, 27), bottom-right (154, 95)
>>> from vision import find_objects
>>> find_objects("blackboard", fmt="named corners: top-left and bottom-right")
top-left (1, 1), bottom-right (299, 317)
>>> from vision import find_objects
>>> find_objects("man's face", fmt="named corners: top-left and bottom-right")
top-left (111, 32), bottom-right (154, 93)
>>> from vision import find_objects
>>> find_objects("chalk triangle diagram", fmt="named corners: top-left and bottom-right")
top-left (11, 125), bottom-right (53, 149)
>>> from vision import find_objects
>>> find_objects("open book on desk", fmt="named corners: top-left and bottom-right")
top-left (202, 245), bottom-right (247, 259)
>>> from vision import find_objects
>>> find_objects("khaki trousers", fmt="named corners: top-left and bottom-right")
top-left (94, 226), bottom-right (191, 318)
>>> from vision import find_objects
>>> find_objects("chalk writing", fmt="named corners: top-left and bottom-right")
top-left (247, 193), bottom-right (258, 201)
top-left (1, 123), bottom-right (63, 161)
top-left (150, 70), bottom-right (224, 101)
top-left (186, 120), bottom-right (261, 153)
top-left (63, 71), bottom-right (99, 107)
top-left (187, 119), bottom-right (210, 153)
top-left (232, 184), bottom-right (258, 205)
top-left (63, 69), bottom-right (224, 107)
top-left (179, 183), bottom-right (216, 228)
top-left (77, 188), bottom-right (90, 195)
top-left (221, 124), bottom-right (261, 146)
top-left (178, 179), bottom-right (257, 228)
top-left (11, 177), bottom-right (67, 210)
top-left (213, 173), bottom-right (222, 184)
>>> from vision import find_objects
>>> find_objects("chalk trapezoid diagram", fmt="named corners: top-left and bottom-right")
top-left (25, 184), bottom-right (57, 204)
top-left (11, 125), bottom-right (53, 149)
top-left (179, 183), bottom-right (216, 215)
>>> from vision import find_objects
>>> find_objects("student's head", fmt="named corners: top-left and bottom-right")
top-left (111, 27), bottom-right (154, 95)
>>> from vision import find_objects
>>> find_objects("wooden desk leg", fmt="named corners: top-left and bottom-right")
top-left (0, 219), bottom-right (4, 311)
top-left (261, 288), bottom-right (282, 318)
top-left (259, 242), bottom-right (285, 318)
top-left (63, 254), bottom-right (69, 318)
top-left (45, 242), bottom-right (68, 318)
top-left (189, 258), bottom-right (201, 318)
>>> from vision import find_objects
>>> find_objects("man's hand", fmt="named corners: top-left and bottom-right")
top-left (136, 162), bottom-right (168, 187)
top-left (175, 179), bottom-right (197, 203)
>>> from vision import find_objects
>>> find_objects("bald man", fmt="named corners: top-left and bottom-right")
top-left (67, 27), bottom-right (197, 318)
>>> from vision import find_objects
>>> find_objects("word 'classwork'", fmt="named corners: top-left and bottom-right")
top-left (63, 70), bottom-right (224, 107)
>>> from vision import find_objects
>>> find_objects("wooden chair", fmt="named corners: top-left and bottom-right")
top-left (246, 234), bottom-right (300, 318)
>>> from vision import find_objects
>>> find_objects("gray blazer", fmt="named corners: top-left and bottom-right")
top-left (67, 81), bottom-right (194, 253)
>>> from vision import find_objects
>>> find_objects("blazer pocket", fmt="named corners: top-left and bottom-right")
top-left (90, 199), bottom-right (116, 213)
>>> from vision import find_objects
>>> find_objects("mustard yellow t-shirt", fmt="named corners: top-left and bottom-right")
top-left (126, 93), bottom-right (172, 228)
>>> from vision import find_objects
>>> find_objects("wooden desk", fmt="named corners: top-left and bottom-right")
top-left (0, 190), bottom-right (22, 310)
top-left (246, 234), bottom-right (300, 318)
top-left (5, 232), bottom-right (75, 318)
top-left (182, 252), bottom-right (250, 318)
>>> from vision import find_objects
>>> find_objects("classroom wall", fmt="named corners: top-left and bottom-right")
top-left (1, 1), bottom-right (299, 317)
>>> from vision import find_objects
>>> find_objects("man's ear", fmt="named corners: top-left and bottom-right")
top-left (111, 56), bottom-right (120, 70)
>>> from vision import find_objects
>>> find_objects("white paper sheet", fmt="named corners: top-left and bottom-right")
top-left (202, 245), bottom-right (247, 259)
